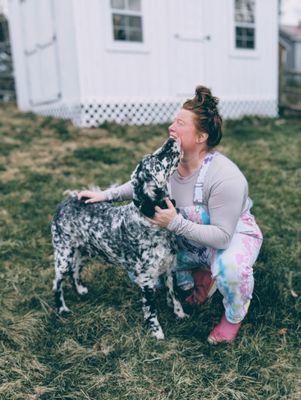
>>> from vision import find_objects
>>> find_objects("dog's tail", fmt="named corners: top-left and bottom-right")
top-left (63, 189), bottom-right (78, 198)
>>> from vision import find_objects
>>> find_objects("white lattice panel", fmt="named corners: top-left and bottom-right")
top-left (35, 99), bottom-right (278, 127)
top-left (37, 103), bottom-right (82, 125)
top-left (79, 101), bottom-right (181, 126)
top-left (219, 100), bottom-right (278, 119)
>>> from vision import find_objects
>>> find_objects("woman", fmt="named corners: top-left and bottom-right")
top-left (78, 85), bottom-right (263, 344)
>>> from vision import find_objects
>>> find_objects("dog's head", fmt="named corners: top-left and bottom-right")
top-left (131, 137), bottom-right (181, 218)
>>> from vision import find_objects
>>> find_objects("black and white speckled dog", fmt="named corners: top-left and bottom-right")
top-left (51, 138), bottom-right (187, 339)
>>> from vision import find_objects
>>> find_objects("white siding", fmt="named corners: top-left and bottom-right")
top-left (8, 0), bottom-right (279, 125)
top-left (203, 0), bottom-right (278, 103)
top-left (8, 0), bottom-right (29, 109)
top-left (72, 0), bottom-right (172, 100)
top-left (167, 0), bottom-right (206, 97)
top-left (53, 0), bottom-right (80, 102)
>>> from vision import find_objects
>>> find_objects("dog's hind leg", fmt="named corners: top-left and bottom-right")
top-left (165, 270), bottom-right (188, 319)
top-left (140, 284), bottom-right (165, 340)
top-left (52, 245), bottom-right (75, 314)
top-left (71, 249), bottom-right (88, 295)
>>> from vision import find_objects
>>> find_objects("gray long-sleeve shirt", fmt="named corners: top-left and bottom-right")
top-left (103, 153), bottom-right (249, 250)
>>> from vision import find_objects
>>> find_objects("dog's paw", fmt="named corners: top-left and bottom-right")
top-left (175, 309), bottom-right (189, 319)
top-left (58, 305), bottom-right (71, 314)
top-left (76, 285), bottom-right (88, 295)
top-left (151, 329), bottom-right (165, 340)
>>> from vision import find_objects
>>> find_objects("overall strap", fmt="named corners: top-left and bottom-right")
top-left (194, 152), bottom-right (218, 203)
top-left (167, 180), bottom-right (171, 197)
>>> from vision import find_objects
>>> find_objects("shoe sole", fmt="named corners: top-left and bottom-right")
top-left (207, 336), bottom-right (218, 345)
top-left (207, 335), bottom-right (235, 345)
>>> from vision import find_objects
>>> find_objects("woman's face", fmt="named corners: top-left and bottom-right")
top-left (168, 108), bottom-right (199, 153)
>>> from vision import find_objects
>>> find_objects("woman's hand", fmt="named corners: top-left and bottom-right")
top-left (147, 198), bottom-right (177, 228)
top-left (77, 190), bottom-right (106, 204)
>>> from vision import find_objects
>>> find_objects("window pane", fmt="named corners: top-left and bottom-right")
top-left (0, 24), bottom-right (5, 42)
top-left (129, 28), bottom-right (143, 42)
top-left (235, 0), bottom-right (255, 23)
top-left (246, 39), bottom-right (255, 48)
top-left (246, 28), bottom-right (254, 38)
top-left (112, 14), bottom-right (127, 40)
top-left (113, 14), bottom-right (126, 28)
top-left (236, 26), bottom-right (243, 37)
top-left (127, 0), bottom-right (141, 11)
top-left (236, 38), bottom-right (243, 48)
top-left (111, 0), bottom-right (125, 10)
top-left (128, 15), bottom-right (142, 28)
top-left (114, 27), bottom-right (127, 40)
top-left (235, 27), bottom-right (255, 49)
top-left (112, 14), bottom-right (143, 42)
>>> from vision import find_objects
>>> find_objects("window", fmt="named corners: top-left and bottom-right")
top-left (234, 0), bottom-right (255, 49)
top-left (0, 17), bottom-right (9, 43)
top-left (111, 0), bottom-right (143, 42)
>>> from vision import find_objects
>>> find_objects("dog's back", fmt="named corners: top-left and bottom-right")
top-left (52, 196), bottom-right (177, 269)
top-left (52, 196), bottom-right (129, 258)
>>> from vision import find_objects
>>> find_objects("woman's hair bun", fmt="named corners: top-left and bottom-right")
top-left (195, 85), bottom-right (219, 109)
top-left (182, 84), bottom-right (223, 148)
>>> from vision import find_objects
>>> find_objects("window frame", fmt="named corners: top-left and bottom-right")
top-left (105, 0), bottom-right (149, 54)
top-left (230, 0), bottom-right (259, 59)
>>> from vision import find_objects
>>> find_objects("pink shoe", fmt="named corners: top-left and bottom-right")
top-left (208, 314), bottom-right (242, 344)
top-left (186, 270), bottom-right (217, 305)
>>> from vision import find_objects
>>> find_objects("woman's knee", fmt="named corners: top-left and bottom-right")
top-left (212, 255), bottom-right (238, 280)
top-left (213, 255), bottom-right (254, 299)
top-left (213, 255), bottom-right (253, 285)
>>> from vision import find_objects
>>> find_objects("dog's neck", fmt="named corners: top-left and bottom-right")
top-left (133, 186), bottom-right (175, 219)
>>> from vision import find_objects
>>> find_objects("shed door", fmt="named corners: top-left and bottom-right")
top-left (169, 0), bottom-right (206, 97)
top-left (21, 0), bottom-right (61, 106)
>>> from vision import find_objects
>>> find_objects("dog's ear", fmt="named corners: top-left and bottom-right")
top-left (140, 197), bottom-right (156, 218)
top-left (133, 197), bottom-right (155, 218)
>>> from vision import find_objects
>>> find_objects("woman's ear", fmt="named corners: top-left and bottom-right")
top-left (196, 131), bottom-right (209, 144)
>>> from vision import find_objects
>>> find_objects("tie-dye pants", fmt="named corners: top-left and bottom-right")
top-left (175, 206), bottom-right (263, 323)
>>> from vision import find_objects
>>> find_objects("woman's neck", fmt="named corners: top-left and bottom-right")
top-left (178, 148), bottom-right (209, 177)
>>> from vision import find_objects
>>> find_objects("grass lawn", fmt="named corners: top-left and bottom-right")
top-left (0, 103), bottom-right (300, 400)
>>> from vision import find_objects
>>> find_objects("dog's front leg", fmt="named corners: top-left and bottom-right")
top-left (140, 285), bottom-right (164, 340)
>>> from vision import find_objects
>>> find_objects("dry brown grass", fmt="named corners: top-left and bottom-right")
top-left (0, 104), bottom-right (300, 399)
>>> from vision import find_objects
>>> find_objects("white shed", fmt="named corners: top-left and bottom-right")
top-left (8, 0), bottom-right (279, 126)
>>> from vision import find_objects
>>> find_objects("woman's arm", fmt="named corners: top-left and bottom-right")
top-left (102, 181), bottom-right (133, 201)
top-left (151, 176), bottom-right (247, 250)
top-left (78, 180), bottom-right (133, 203)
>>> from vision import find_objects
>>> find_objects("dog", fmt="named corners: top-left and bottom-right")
top-left (51, 137), bottom-right (187, 340)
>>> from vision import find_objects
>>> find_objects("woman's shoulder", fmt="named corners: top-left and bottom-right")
top-left (209, 152), bottom-right (248, 183)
